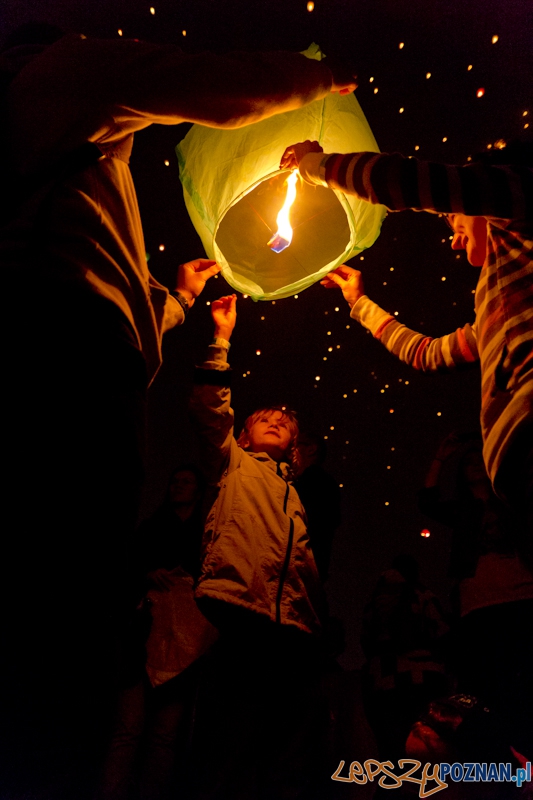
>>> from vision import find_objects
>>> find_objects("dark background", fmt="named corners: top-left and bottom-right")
top-left (3, 0), bottom-right (531, 668)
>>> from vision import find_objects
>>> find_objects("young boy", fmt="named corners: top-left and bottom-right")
top-left (189, 294), bottom-right (325, 798)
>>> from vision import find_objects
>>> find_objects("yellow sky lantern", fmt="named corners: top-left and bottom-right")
top-left (177, 44), bottom-right (386, 301)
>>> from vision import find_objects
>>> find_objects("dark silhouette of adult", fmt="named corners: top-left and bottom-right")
top-left (99, 465), bottom-right (218, 800)
top-left (0, 23), bottom-right (354, 799)
top-left (419, 432), bottom-right (533, 757)
top-left (361, 555), bottom-right (450, 768)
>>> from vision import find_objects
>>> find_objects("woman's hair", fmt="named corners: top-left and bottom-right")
top-left (237, 406), bottom-right (300, 474)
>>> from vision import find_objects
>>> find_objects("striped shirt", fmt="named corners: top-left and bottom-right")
top-left (299, 151), bottom-right (533, 492)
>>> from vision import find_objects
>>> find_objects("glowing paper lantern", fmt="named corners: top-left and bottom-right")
top-left (177, 44), bottom-right (386, 301)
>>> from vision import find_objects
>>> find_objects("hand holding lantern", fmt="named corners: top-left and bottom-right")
top-left (321, 265), bottom-right (365, 308)
top-left (280, 140), bottom-right (324, 171)
top-left (212, 294), bottom-right (237, 340)
top-left (176, 258), bottom-right (220, 307)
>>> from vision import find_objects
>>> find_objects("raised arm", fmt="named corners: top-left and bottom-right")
top-left (281, 141), bottom-right (533, 219)
top-left (323, 265), bottom-right (479, 372)
top-left (189, 294), bottom-right (238, 483)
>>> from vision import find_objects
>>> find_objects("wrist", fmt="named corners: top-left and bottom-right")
top-left (175, 286), bottom-right (195, 306)
top-left (214, 328), bottom-right (233, 341)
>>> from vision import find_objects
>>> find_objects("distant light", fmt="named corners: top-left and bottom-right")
top-left (328, 347), bottom-right (333, 352)
top-left (491, 34), bottom-right (499, 44)
top-left (182, 30), bottom-right (187, 36)
top-left (426, 72), bottom-right (431, 79)
top-left (335, 307), bottom-right (340, 312)
top-left (353, 389), bottom-right (357, 393)
top-left (385, 501), bottom-right (390, 506)
top-left (327, 331), bottom-right (332, 335)
top-left (476, 88), bottom-right (485, 98)
top-left (315, 376), bottom-right (321, 381)
top-left (467, 64), bottom-right (473, 71)
top-left (404, 381), bottom-right (409, 385)
top-left (437, 412), bottom-right (442, 416)
top-left (421, 529), bottom-right (431, 538)
top-left (243, 294), bottom-right (249, 298)
top-left (159, 244), bottom-right (165, 251)
top-left (206, 301), bottom-right (211, 306)
top-left (339, 484), bottom-right (343, 488)
top-left (399, 42), bottom-right (404, 49)
top-left (390, 267), bottom-right (394, 271)
top-left (330, 426), bottom-right (334, 430)
top-left (294, 294), bottom-right (299, 298)
top-left (118, 29), bottom-right (123, 36)
top-left (374, 88), bottom-right (379, 94)
top-left (343, 394), bottom-right (347, 398)
top-left (442, 137), bottom-right (448, 142)
top-left (261, 316), bottom-right (265, 320)
top-left (399, 107), bottom-right (404, 113)
top-left (387, 465), bottom-right (391, 469)
top-left (389, 409), bottom-right (394, 413)
top-left (524, 111), bottom-right (529, 116)
top-left (415, 145), bottom-right (420, 151)
top-left (369, 76), bottom-right (374, 82)
top-left (164, 159), bottom-right (170, 166)
top-left (307, 1), bottom-right (315, 10)
top-left (525, 123), bottom-right (530, 129)
top-left (256, 350), bottom-right (261, 355)
top-left (441, 276), bottom-right (446, 281)
top-left (494, 139), bottom-right (506, 149)
top-left (150, 7), bottom-right (155, 14)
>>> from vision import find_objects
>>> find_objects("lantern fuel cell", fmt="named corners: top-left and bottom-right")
top-left (268, 234), bottom-right (291, 253)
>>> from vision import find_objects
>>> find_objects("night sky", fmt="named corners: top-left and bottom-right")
top-left (3, 0), bottom-right (531, 668)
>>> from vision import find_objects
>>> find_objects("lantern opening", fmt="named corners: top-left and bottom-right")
top-left (215, 172), bottom-right (350, 296)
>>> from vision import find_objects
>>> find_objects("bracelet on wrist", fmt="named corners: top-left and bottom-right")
top-left (170, 290), bottom-right (190, 316)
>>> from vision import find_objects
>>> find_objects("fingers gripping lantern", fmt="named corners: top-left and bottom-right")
top-left (176, 44), bottom-right (386, 301)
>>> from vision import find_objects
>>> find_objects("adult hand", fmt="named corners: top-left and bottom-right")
top-left (176, 259), bottom-right (221, 307)
top-left (212, 294), bottom-right (237, 340)
top-left (327, 62), bottom-right (358, 95)
top-left (320, 265), bottom-right (365, 308)
top-left (280, 140), bottom-right (323, 171)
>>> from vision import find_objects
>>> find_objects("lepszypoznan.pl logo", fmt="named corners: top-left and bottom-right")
top-left (331, 759), bottom-right (531, 797)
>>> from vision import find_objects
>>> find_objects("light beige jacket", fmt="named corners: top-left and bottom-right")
top-left (190, 346), bottom-right (324, 634)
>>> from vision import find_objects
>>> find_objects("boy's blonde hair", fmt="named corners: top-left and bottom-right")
top-left (237, 406), bottom-right (300, 474)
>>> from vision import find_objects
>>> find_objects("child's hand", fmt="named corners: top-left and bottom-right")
top-left (280, 140), bottom-right (323, 171)
top-left (212, 294), bottom-right (237, 340)
top-left (320, 265), bottom-right (365, 308)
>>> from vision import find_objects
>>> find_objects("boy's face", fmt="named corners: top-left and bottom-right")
top-left (449, 213), bottom-right (488, 267)
top-left (246, 411), bottom-right (292, 461)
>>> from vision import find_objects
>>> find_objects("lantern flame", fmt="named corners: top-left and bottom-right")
top-left (268, 171), bottom-right (299, 253)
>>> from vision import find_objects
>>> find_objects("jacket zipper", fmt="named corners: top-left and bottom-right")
top-left (275, 471), bottom-right (294, 624)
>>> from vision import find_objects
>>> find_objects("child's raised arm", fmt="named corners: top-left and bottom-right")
top-left (189, 295), bottom-right (239, 483)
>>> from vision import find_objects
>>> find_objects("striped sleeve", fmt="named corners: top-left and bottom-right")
top-left (351, 296), bottom-right (479, 372)
top-left (298, 151), bottom-right (533, 219)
